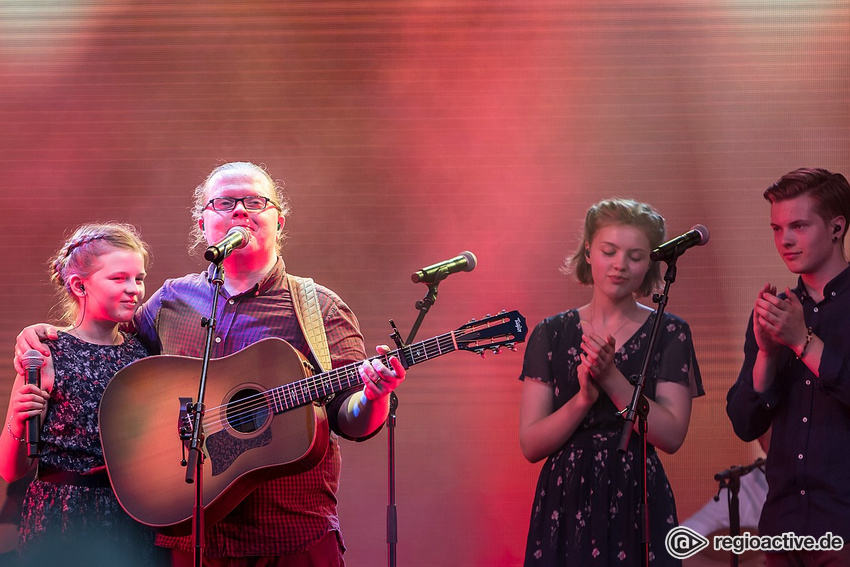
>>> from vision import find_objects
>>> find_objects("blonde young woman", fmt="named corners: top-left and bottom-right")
top-left (519, 199), bottom-right (704, 566)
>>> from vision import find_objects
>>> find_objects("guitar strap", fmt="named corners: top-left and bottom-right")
top-left (286, 273), bottom-right (333, 373)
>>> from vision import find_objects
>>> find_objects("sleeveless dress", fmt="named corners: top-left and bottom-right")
top-left (18, 332), bottom-right (160, 565)
top-left (521, 310), bottom-right (704, 566)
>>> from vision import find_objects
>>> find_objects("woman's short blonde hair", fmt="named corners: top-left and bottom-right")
top-left (563, 198), bottom-right (666, 297)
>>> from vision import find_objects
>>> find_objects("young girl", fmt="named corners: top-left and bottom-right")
top-left (0, 223), bottom-right (161, 565)
top-left (519, 198), bottom-right (704, 566)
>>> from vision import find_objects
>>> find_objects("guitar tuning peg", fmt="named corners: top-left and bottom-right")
top-left (491, 346), bottom-right (502, 355)
top-left (506, 343), bottom-right (517, 352)
top-left (498, 309), bottom-right (506, 314)
top-left (474, 348), bottom-right (485, 358)
top-left (469, 317), bottom-right (477, 323)
top-left (485, 313), bottom-right (492, 319)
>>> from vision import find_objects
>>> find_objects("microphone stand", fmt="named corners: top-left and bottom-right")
top-left (713, 458), bottom-right (765, 567)
top-left (617, 257), bottom-right (679, 567)
top-left (182, 261), bottom-right (226, 567)
top-left (384, 281), bottom-right (440, 567)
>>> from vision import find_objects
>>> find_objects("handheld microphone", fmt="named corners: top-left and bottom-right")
top-left (650, 224), bottom-right (710, 262)
top-left (204, 227), bottom-right (251, 263)
top-left (411, 251), bottom-right (477, 284)
top-left (22, 349), bottom-right (44, 459)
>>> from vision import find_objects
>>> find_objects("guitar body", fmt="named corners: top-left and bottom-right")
top-left (99, 310), bottom-right (528, 536)
top-left (99, 338), bottom-right (329, 536)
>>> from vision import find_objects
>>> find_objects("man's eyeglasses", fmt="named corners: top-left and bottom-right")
top-left (205, 196), bottom-right (278, 213)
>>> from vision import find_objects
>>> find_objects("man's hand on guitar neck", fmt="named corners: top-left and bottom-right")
top-left (338, 345), bottom-right (406, 439)
top-left (361, 345), bottom-right (406, 401)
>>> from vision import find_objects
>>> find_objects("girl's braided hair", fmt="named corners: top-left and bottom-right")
top-left (49, 222), bottom-right (150, 325)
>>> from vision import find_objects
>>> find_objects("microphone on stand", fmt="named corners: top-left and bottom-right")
top-left (650, 225), bottom-right (710, 262)
top-left (411, 251), bottom-right (477, 284)
top-left (204, 227), bottom-right (251, 263)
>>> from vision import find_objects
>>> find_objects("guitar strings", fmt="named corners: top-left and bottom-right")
top-left (204, 334), bottom-right (463, 433)
top-left (200, 334), bottom-right (460, 435)
top-left (200, 354), bottom-right (387, 434)
top-left (204, 337), bottom-right (459, 434)
top-left (214, 321), bottom-right (517, 433)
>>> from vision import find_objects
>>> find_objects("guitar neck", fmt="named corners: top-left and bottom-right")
top-left (268, 331), bottom-right (457, 413)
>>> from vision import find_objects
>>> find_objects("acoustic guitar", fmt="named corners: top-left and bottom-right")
top-left (99, 310), bottom-right (527, 535)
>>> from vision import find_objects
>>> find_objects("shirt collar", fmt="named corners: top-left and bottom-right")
top-left (257, 257), bottom-right (287, 295)
top-left (204, 257), bottom-right (287, 298)
top-left (794, 263), bottom-right (850, 301)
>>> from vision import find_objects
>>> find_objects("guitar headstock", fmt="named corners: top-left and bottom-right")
top-left (454, 310), bottom-right (527, 356)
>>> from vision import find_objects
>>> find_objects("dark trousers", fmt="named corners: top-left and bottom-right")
top-left (169, 531), bottom-right (344, 567)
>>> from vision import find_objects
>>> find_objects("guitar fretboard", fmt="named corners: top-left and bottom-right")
top-left (267, 331), bottom-right (458, 413)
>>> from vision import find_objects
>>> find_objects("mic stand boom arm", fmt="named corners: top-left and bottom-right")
top-left (617, 259), bottom-right (678, 567)
top-left (713, 457), bottom-right (765, 567)
top-left (383, 280), bottom-right (439, 567)
top-left (183, 261), bottom-right (226, 567)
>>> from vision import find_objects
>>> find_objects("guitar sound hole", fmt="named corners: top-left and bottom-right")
top-left (226, 388), bottom-right (270, 434)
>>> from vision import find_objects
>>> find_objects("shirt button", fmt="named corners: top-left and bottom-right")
top-left (801, 490), bottom-right (806, 495)
top-left (802, 417), bottom-right (808, 423)
top-left (832, 291), bottom-right (837, 297)
top-left (798, 454), bottom-right (804, 460)
top-left (215, 337), bottom-right (222, 344)
top-left (228, 299), bottom-right (235, 305)
top-left (813, 307), bottom-right (819, 313)
top-left (806, 380), bottom-right (811, 386)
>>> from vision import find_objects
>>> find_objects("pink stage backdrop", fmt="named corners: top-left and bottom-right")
top-left (1, 2), bottom-right (848, 565)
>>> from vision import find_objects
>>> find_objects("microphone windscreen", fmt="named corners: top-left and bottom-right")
top-left (691, 224), bottom-right (710, 245)
top-left (230, 226), bottom-right (251, 248)
top-left (22, 349), bottom-right (44, 370)
top-left (460, 251), bottom-right (478, 272)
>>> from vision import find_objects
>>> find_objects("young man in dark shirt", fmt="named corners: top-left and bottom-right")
top-left (727, 167), bottom-right (850, 566)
